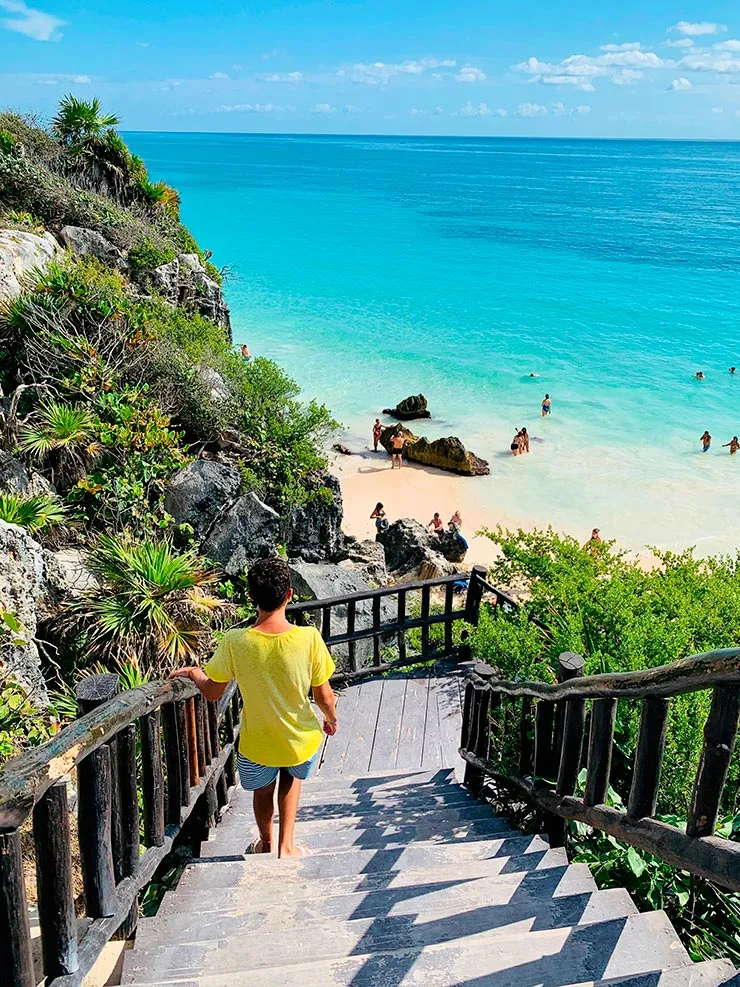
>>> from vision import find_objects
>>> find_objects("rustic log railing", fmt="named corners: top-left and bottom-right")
top-left (459, 648), bottom-right (740, 890)
top-left (286, 564), bottom-right (508, 680)
top-left (0, 674), bottom-right (242, 987)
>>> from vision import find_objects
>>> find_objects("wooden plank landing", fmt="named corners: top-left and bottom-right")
top-left (317, 665), bottom-right (465, 780)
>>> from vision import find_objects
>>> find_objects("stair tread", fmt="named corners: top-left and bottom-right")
top-left (161, 853), bottom-right (581, 915)
top-left (220, 800), bottom-right (494, 830)
top-left (135, 863), bottom-right (609, 943)
top-left (121, 909), bottom-right (689, 984)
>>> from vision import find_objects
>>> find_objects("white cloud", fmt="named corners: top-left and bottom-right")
top-left (574, 104), bottom-right (591, 115)
top-left (715, 39), bottom-right (740, 51)
top-left (257, 71), bottom-right (303, 83)
top-left (665, 38), bottom-right (694, 48)
top-left (611, 69), bottom-right (645, 85)
top-left (460, 100), bottom-right (492, 116)
top-left (312, 102), bottom-right (337, 113)
top-left (493, 107), bottom-right (508, 117)
top-left (711, 106), bottom-right (724, 113)
top-left (517, 102), bottom-right (548, 117)
top-left (552, 101), bottom-right (566, 115)
top-left (680, 51), bottom-right (740, 73)
top-left (455, 64), bottom-right (485, 83)
top-left (137, 41), bottom-right (150, 48)
top-left (600, 42), bottom-right (641, 52)
top-left (0, 0), bottom-right (64, 40)
top-left (668, 21), bottom-right (727, 36)
top-left (343, 57), bottom-right (456, 85)
top-left (210, 72), bottom-right (229, 80)
top-left (669, 77), bottom-right (693, 90)
top-left (72, 74), bottom-right (91, 84)
top-left (515, 48), bottom-right (673, 91)
top-left (217, 103), bottom-right (282, 113)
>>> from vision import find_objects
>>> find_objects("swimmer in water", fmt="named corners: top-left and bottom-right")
top-left (730, 367), bottom-right (737, 375)
top-left (701, 430), bottom-right (712, 452)
top-left (696, 371), bottom-right (705, 380)
top-left (542, 394), bottom-right (551, 416)
top-left (724, 436), bottom-right (740, 455)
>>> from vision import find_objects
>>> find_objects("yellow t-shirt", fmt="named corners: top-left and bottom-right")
top-left (203, 625), bottom-right (335, 767)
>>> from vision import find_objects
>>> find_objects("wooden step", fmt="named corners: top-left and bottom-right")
top-left (296, 767), bottom-right (458, 794)
top-left (121, 909), bottom-right (688, 985)
top-left (160, 853), bottom-right (581, 917)
top-left (133, 863), bottom-right (615, 948)
top-left (177, 834), bottom-right (564, 892)
top-left (199, 814), bottom-right (514, 857)
top-left (225, 790), bottom-right (482, 823)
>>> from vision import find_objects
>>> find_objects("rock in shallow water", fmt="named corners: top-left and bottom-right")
top-left (382, 393), bottom-right (432, 420)
top-left (380, 424), bottom-right (489, 476)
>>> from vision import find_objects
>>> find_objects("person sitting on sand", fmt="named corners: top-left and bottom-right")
top-left (696, 371), bottom-right (705, 380)
top-left (370, 502), bottom-right (388, 533)
top-left (428, 512), bottom-right (444, 536)
top-left (390, 431), bottom-right (405, 469)
top-left (240, 343), bottom-right (252, 362)
top-left (542, 394), bottom-right (551, 416)
top-left (701, 430), bottom-right (712, 452)
top-left (372, 418), bottom-right (383, 452)
top-left (169, 557), bottom-right (337, 859)
top-left (724, 436), bottom-right (740, 455)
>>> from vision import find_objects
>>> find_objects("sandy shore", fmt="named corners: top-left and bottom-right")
top-left (331, 444), bottom-right (525, 569)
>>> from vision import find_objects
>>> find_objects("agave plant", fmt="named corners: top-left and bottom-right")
top-left (0, 493), bottom-right (66, 533)
top-left (67, 537), bottom-right (229, 675)
top-left (51, 95), bottom-right (120, 150)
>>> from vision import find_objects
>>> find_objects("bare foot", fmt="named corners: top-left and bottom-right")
top-left (246, 838), bottom-right (272, 854)
top-left (278, 845), bottom-right (312, 859)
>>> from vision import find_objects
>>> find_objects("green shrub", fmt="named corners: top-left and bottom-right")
top-left (128, 236), bottom-right (175, 275)
top-left (0, 673), bottom-right (58, 763)
top-left (0, 129), bottom-right (16, 155)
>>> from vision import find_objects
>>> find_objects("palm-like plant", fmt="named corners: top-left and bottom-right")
top-left (0, 493), bottom-right (66, 533)
top-left (20, 402), bottom-right (95, 458)
top-left (51, 95), bottom-right (120, 150)
top-left (68, 537), bottom-right (229, 675)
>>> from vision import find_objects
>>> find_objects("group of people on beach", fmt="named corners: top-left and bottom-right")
top-left (372, 418), bottom-right (405, 468)
top-left (370, 504), bottom-right (466, 546)
top-left (510, 393), bottom-right (550, 457)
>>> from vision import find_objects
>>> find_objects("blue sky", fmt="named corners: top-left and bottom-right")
top-left (4, 0), bottom-right (740, 136)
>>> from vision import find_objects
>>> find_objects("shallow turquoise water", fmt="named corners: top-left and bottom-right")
top-left (127, 133), bottom-right (740, 554)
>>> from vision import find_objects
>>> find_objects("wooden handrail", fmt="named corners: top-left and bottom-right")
top-left (470, 647), bottom-right (740, 700)
top-left (459, 648), bottom-right (740, 891)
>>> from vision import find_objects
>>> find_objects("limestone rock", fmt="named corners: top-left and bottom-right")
top-left (151, 258), bottom-right (180, 298)
top-left (0, 451), bottom-right (54, 497)
top-left (203, 491), bottom-right (281, 575)
top-left (59, 226), bottom-right (127, 269)
top-left (43, 548), bottom-right (100, 602)
top-left (146, 254), bottom-right (231, 331)
top-left (382, 393), bottom-right (431, 420)
top-left (288, 561), bottom-right (396, 671)
top-left (0, 519), bottom-right (48, 700)
top-left (198, 366), bottom-right (231, 403)
top-left (338, 540), bottom-right (388, 586)
top-left (379, 424), bottom-right (489, 477)
top-left (377, 517), bottom-right (458, 581)
top-left (0, 228), bottom-right (59, 304)
top-left (164, 460), bottom-right (242, 540)
top-left (285, 474), bottom-right (344, 563)
top-left (437, 529), bottom-right (469, 564)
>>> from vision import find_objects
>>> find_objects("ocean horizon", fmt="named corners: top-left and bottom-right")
top-left (127, 131), bottom-right (740, 556)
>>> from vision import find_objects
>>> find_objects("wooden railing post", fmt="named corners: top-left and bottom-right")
top-left (550, 653), bottom-right (585, 847)
top-left (141, 709), bottom-right (165, 846)
top-left (444, 581), bottom-right (455, 655)
top-left (421, 583), bottom-right (431, 656)
top-left (464, 565), bottom-right (487, 626)
top-left (33, 780), bottom-right (78, 980)
top-left (76, 674), bottom-right (118, 919)
top-left (462, 667), bottom-right (494, 794)
top-left (162, 702), bottom-right (183, 826)
top-left (687, 685), bottom-right (740, 837)
top-left (397, 589), bottom-right (407, 664)
top-left (628, 696), bottom-right (669, 820)
top-left (534, 699), bottom-right (556, 784)
top-left (0, 829), bottom-right (35, 987)
top-left (176, 700), bottom-right (190, 804)
top-left (584, 698), bottom-right (617, 807)
top-left (372, 595), bottom-right (382, 666)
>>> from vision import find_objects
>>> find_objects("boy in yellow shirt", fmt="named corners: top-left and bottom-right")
top-left (170, 558), bottom-right (338, 858)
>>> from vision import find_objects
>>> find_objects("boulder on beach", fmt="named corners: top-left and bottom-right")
top-left (376, 518), bottom-right (460, 580)
top-left (379, 424), bottom-right (489, 477)
top-left (382, 393), bottom-right (431, 420)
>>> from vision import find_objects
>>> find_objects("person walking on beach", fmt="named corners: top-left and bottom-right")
top-left (542, 394), bottom-right (551, 416)
top-left (390, 430), bottom-right (405, 468)
top-left (724, 436), bottom-right (740, 455)
top-left (428, 512), bottom-right (444, 536)
top-left (169, 558), bottom-right (337, 859)
top-left (372, 418), bottom-right (383, 452)
top-left (370, 502), bottom-right (388, 532)
top-left (701, 430), bottom-right (712, 452)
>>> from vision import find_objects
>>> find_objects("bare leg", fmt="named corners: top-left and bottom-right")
top-left (277, 770), bottom-right (303, 858)
top-left (252, 780), bottom-right (276, 852)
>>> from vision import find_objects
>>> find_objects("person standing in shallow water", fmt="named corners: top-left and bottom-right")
top-left (390, 431), bottom-right (405, 468)
top-left (701, 430), bottom-right (712, 452)
top-left (723, 436), bottom-right (740, 455)
top-left (542, 394), bottom-right (551, 416)
top-left (372, 419), bottom-right (383, 452)
top-left (169, 558), bottom-right (337, 859)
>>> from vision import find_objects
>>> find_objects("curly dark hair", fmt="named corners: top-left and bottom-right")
top-left (247, 557), bottom-right (292, 612)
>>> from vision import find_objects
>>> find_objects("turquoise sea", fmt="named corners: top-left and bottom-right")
top-left (127, 132), bottom-right (740, 555)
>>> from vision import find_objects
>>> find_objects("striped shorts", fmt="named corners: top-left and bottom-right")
top-left (237, 752), bottom-right (318, 791)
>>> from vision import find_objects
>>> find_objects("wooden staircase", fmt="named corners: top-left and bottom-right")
top-left (120, 767), bottom-right (736, 987)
